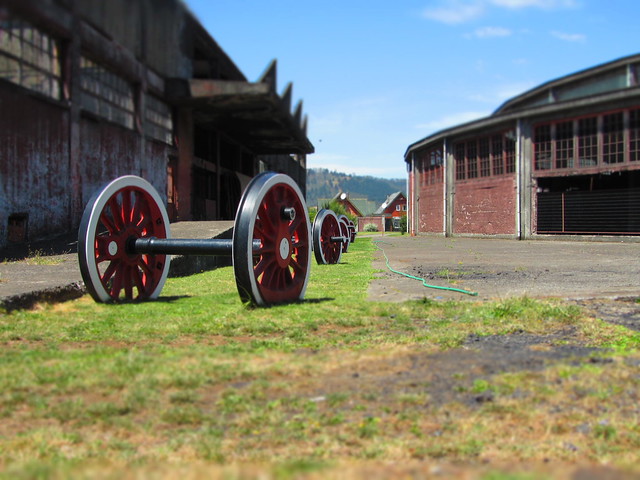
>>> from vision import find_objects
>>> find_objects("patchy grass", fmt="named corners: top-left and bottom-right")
top-left (0, 238), bottom-right (639, 479)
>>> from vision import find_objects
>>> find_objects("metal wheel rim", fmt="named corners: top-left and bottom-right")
top-left (233, 173), bottom-right (311, 306)
top-left (312, 209), bottom-right (342, 265)
top-left (78, 176), bottom-right (171, 302)
top-left (338, 217), bottom-right (350, 253)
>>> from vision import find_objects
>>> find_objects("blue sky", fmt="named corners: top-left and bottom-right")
top-left (184, 0), bottom-right (639, 179)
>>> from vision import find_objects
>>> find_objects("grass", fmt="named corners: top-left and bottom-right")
top-left (1, 238), bottom-right (639, 478)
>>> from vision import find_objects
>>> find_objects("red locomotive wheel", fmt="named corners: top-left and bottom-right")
top-left (233, 173), bottom-right (311, 306)
top-left (78, 176), bottom-right (171, 302)
top-left (312, 209), bottom-right (343, 265)
top-left (348, 220), bottom-right (356, 243)
top-left (338, 216), bottom-right (350, 253)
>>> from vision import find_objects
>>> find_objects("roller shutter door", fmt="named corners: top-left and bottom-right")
top-left (537, 187), bottom-right (640, 234)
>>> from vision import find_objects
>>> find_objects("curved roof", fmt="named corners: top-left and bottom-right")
top-left (405, 53), bottom-right (640, 160)
top-left (494, 53), bottom-right (640, 115)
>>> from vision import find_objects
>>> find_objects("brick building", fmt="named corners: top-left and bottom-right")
top-left (0, 0), bottom-right (313, 248)
top-left (405, 54), bottom-right (640, 238)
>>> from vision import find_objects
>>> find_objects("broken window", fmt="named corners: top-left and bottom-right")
top-left (79, 56), bottom-right (134, 129)
top-left (454, 142), bottom-right (466, 180)
top-left (602, 112), bottom-right (624, 164)
top-left (505, 132), bottom-right (516, 173)
top-left (479, 137), bottom-right (490, 177)
top-left (144, 94), bottom-right (173, 144)
top-left (630, 109), bottom-right (639, 162)
top-left (578, 117), bottom-right (598, 167)
top-left (0, 15), bottom-right (61, 99)
top-left (555, 120), bottom-right (574, 169)
top-left (467, 141), bottom-right (478, 179)
top-left (534, 124), bottom-right (552, 170)
top-left (492, 134), bottom-right (504, 175)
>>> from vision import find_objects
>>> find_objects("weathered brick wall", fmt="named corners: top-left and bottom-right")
top-left (418, 182), bottom-right (444, 233)
top-left (358, 216), bottom-right (385, 232)
top-left (454, 176), bottom-right (516, 235)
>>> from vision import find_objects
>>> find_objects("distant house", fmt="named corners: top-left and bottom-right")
top-left (374, 192), bottom-right (407, 231)
top-left (317, 193), bottom-right (378, 217)
top-left (355, 192), bottom-right (407, 232)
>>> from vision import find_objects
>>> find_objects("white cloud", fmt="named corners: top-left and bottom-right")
top-left (490, 0), bottom-right (578, 8)
top-left (551, 30), bottom-right (587, 42)
top-left (422, 1), bottom-right (485, 25)
top-left (469, 26), bottom-right (513, 38)
top-left (422, 0), bottom-right (580, 24)
top-left (415, 111), bottom-right (490, 132)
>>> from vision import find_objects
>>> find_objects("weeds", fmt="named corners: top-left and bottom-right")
top-left (0, 238), bottom-right (638, 478)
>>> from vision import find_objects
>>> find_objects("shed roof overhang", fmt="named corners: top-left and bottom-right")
top-left (166, 76), bottom-right (314, 155)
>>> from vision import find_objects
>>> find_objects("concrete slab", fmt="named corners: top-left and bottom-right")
top-left (0, 221), bottom-right (234, 311)
top-left (368, 235), bottom-right (640, 302)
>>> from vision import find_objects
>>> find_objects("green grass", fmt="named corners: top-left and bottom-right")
top-left (1, 238), bottom-right (639, 479)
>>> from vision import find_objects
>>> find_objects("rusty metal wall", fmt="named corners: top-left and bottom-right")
top-left (77, 0), bottom-right (190, 79)
top-left (0, 87), bottom-right (71, 246)
top-left (78, 119), bottom-right (170, 208)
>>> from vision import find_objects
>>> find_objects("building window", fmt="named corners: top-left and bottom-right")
top-left (396, 204), bottom-right (401, 211)
top-left (578, 117), bottom-right (598, 167)
top-left (631, 109), bottom-right (640, 162)
top-left (505, 133), bottom-right (516, 173)
top-left (602, 112), bottom-right (624, 164)
top-left (145, 94), bottom-right (173, 144)
top-left (492, 134), bottom-right (504, 175)
top-left (467, 141), bottom-right (478, 179)
top-left (479, 137), bottom-right (490, 177)
top-left (80, 56), bottom-right (135, 129)
top-left (0, 16), bottom-right (61, 99)
top-left (455, 142), bottom-right (466, 180)
top-left (430, 149), bottom-right (442, 167)
top-left (534, 124), bottom-right (552, 170)
top-left (555, 120), bottom-right (574, 169)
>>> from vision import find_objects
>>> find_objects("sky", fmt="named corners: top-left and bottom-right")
top-left (184, 0), bottom-right (640, 179)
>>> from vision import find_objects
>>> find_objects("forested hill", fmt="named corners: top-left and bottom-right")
top-left (306, 168), bottom-right (406, 208)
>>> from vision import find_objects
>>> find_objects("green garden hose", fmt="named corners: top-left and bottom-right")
top-left (373, 240), bottom-right (478, 297)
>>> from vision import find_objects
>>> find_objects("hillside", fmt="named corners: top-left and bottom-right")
top-left (306, 168), bottom-right (405, 210)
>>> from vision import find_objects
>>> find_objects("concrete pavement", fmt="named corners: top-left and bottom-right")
top-left (0, 221), bottom-right (233, 311)
top-left (1, 226), bottom-right (638, 311)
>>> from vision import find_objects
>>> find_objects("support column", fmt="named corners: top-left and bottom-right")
top-left (67, 2), bottom-right (83, 231)
top-left (517, 120), bottom-right (533, 239)
top-left (444, 139), bottom-right (455, 237)
top-left (176, 108), bottom-right (193, 221)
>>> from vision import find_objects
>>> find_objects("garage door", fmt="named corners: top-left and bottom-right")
top-left (537, 187), bottom-right (640, 234)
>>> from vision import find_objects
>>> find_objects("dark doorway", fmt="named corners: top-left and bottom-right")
top-left (536, 171), bottom-right (640, 235)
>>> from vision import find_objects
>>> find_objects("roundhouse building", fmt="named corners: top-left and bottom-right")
top-left (405, 54), bottom-right (640, 238)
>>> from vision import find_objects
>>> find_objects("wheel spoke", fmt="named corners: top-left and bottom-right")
top-left (123, 265), bottom-right (133, 300)
top-left (122, 189), bottom-right (132, 226)
top-left (108, 197), bottom-right (124, 231)
top-left (110, 273), bottom-right (123, 299)
top-left (99, 210), bottom-right (117, 234)
top-left (101, 259), bottom-right (118, 284)
top-left (254, 253), bottom-right (274, 280)
top-left (291, 238), bottom-right (308, 250)
top-left (132, 265), bottom-right (145, 296)
top-left (288, 211), bottom-right (303, 235)
top-left (131, 190), bottom-right (143, 227)
top-left (95, 235), bottom-right (113, 262)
